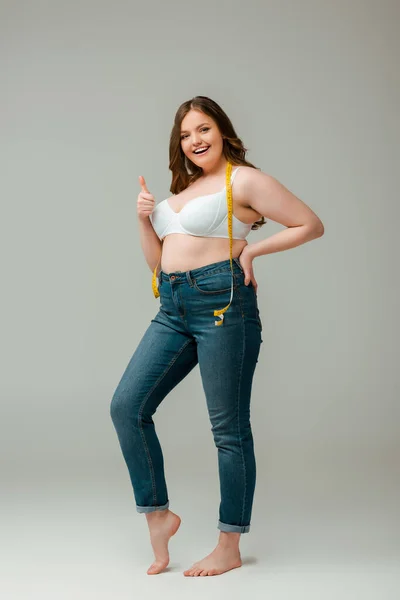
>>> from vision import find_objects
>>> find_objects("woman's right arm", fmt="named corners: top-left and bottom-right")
top-left (137, 175), bottom-right (162, 273)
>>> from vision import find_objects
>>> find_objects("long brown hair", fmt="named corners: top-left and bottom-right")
top-left (168, 95), bottom-right (266, 231)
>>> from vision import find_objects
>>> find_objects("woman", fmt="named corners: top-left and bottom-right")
top-left (110, 96), bottom-right (324, 577)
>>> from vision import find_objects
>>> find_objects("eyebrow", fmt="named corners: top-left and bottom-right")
top-left (180, 122), bottom-right (210, 134)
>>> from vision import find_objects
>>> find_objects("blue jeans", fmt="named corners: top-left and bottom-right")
top-left (110, 257), bottom-right (263, 534)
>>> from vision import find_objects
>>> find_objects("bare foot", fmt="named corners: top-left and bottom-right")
top-left (183, 543), bottom-right (242, 577)
top-left (145, 509), bottom-right (181, 575)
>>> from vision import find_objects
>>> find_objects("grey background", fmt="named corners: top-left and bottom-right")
top-left (1, 0), bottom-right (399, 598)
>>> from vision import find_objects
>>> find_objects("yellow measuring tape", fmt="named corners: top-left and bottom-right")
top-left (151, 161), bottom-right (234, 327)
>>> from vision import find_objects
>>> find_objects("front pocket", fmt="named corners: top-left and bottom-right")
top-left (193, 272), bottom-right (232, 294)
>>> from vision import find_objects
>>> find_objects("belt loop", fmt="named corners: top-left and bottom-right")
top-left (186, 270), bottom-right (194, 287)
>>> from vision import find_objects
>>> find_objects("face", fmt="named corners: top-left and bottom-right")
top-left (180, 109), bottom-right (224, 170)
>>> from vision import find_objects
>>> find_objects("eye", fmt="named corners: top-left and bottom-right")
top-left (180, 127), bottom-right (210, 140)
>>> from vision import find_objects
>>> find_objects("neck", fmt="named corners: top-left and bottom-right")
top-left (201, 158), bottom-right (230, 178)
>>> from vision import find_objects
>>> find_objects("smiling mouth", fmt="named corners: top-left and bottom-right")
top-left (193, 146), bottom-right (210, 155)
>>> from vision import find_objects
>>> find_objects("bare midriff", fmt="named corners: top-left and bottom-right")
top-left (160, 235), bottom-right (249, 274)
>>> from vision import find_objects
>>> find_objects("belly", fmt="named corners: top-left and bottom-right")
top-left (160, 235), bottom-right (248, 273)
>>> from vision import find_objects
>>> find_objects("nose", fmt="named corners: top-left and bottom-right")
top-left (192, 133), bottom-right (202, 145)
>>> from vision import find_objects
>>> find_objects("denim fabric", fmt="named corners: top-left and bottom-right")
top-left (110, 257), bottom-right (263, 534)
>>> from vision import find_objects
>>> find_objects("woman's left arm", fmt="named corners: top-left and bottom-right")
top-left (239, 169), bottom-right (325, 288)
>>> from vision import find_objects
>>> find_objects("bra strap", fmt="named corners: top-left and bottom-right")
top-left (230, 166), bottom-right (240, 184)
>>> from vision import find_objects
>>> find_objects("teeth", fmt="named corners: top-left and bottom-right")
top-left (194, 147), bottom-right (209, 153)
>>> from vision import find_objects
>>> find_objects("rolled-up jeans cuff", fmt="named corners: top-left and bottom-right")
top-left (136, 500), bottom-right (169, 513)
top-left (218, 520), bottom-right (250, 533)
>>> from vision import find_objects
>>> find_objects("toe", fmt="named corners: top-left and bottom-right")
top-left (147, 564), bottom-right (160, 575)
top-left (199, 570), bottom-right (207, 576)
top-left (148, 559), bottom-right (169, 575)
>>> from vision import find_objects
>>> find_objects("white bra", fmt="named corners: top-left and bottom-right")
top-left (149, 167), bottom-right (253, 240)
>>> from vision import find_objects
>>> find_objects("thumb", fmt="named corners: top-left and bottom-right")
top-left (138, 175), bottom-right (149, 193)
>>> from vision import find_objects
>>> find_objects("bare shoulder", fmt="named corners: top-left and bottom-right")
top-left (234, 165), bottom-right (272, 184)
top-left (232, 165), bottom-right (272, 207)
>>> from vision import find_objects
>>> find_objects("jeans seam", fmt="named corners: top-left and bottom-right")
top-left (138, 337), bottom-right (193, 506)
top-left (232, 281), bottom-right (248, 525)
top-left (237, 313), bottom-right (247, 527)
top-left (234, 276), bottom-right (245, 318)
top-left (178, 285), bottom-right (185, 319)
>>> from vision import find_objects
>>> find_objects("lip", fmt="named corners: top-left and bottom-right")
top-left (193, 146), bottom-right (210, 156)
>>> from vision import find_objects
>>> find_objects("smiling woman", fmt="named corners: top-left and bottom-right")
top-left (110, 95), bottom-right (324, 577)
